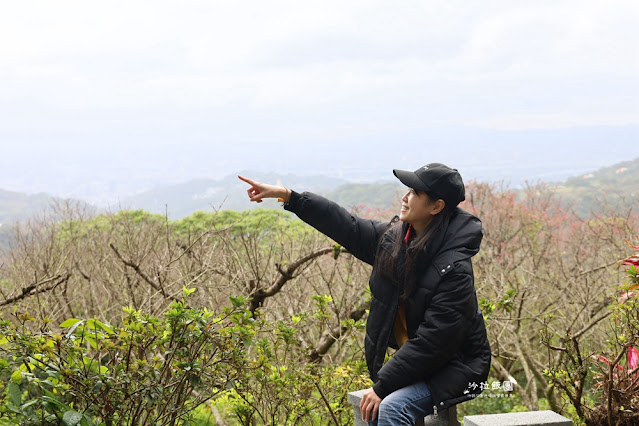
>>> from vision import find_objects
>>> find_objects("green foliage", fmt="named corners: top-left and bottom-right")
top-left (479, 288), bottom-right (517, 319)
top-left (457, 379), bottom-right (528, 417)
top-left (173, 209), bottom-right (310, 239)
top-left (1, 199), bottom-right (375, 423)
top-left (84, 209), bottom-right (166, 234)
top-left (222, 304), bottom-right (369, 425)
top-left (321, 182), bottom-right (403, 211)
top-left (0, 292), bottom-right (249, 425)
top-left (0, 292), bottom-right (370, 425)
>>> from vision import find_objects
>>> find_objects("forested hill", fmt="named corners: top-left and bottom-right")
top-left (0, 189), bottom-right (53, 225)
top-left (554, 156), bottom-right (639, 216)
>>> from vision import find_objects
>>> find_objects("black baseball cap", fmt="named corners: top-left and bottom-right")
top-left (393, 163), bottom-right (465, 207)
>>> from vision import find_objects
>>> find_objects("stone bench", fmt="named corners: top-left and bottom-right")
top-left (463, 410), bottom-right (572, 425)
top-left (347, 390), bottom-right (460, 426)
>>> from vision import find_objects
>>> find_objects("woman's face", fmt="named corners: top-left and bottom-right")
top-left (399, 188), bottom-right (442, 233)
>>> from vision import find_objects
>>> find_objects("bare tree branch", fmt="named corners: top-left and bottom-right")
top-left (313, 378), bottom-right (340, 426)
top-left (491, 357), bottom-right (532, 408)
top-left (109, 243), bottom-right (168, 298)
top-left (578, 261), bottom-right (619, 276)
top-left (1, 274), bottom-right (70, 307)
top-left (572, 311), bottom-right (612, 340)
top-left (309, 298), bottom-right (369, 363)
top-left (249, 246), bottom-right (345, 312)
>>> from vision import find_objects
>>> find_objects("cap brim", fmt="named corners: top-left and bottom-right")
top-left (393, 169), bottom-right (428, 192)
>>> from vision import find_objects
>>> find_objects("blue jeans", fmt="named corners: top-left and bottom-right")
top-left (369, 381), bottom-right (433, 426)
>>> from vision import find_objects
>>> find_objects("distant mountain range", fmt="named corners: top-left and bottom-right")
top-left (0, 190), bottom-right (92, 252)
top-left (0, 189), bottom-right (52, 251)
top-left (107, 156), bottom-right (639, 218)
top-left (0, 189), bottom-right (54, 225)
top-left (2, 125), bottom-right (637, 206)
top-left (117, 157), bottom-right (639, 219)
top-left (118, 172), bottom-right (349, 218)
top-left (2, 157), bottom-right (639, 226)
top-left (556, 156), bottom-right (639, 216)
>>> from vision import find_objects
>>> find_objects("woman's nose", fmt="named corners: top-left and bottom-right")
top-left (402, 191), bottom-right (409, 202)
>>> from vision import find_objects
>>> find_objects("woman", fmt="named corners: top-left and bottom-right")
top-left (239, 163), bottom-right (490, 426)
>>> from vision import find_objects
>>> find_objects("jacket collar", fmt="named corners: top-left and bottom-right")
top-left (395, 207), bottom-right (483, 273)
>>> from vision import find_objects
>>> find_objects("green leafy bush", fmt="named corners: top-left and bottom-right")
top-left (0, 288), bottom-right (249, 425)
top-left (222, 295), bottom-right (369, 425)
top-left (0, 288), bottom-right (370, 425)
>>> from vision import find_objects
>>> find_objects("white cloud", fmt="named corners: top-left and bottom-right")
top-left (0, 0), bottom-right (637, 131)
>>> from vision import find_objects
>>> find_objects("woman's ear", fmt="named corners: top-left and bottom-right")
top-left (430, 199), bottom-right (446, 215)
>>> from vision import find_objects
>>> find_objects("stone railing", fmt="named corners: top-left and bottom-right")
top-left (464, 411), bottom-right (572, 425)
top-left (348, 389), bottom-right (573, 425)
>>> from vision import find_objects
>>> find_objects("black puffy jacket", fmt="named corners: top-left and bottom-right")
top-left (284, 191), bottom-right (491, 412)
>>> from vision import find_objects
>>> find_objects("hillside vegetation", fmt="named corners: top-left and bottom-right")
top-left (0, 181), bottom-right (638, 424)
top-left (321, 182), bottom-right (403, 211)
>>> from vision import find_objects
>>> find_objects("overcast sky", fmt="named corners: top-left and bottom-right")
top-left (1, 1), bottom-right (638, 203)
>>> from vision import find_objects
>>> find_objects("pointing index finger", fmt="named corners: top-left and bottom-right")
top-left (238, 175), bottom-right (257, 186)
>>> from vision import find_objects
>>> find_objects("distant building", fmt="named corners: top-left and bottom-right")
top-left (616, 167), bottom-right (628, 174)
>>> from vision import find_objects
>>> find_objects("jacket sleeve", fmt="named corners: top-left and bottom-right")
top-left (373, 270), bottom-right (476, 398)
top-left (284, 190), bottom-right (389, 266)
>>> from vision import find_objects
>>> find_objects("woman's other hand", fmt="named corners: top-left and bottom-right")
top-left (360, 388), bottom-right (382, 422)
top-left (238, 175), bottom-right (291, 203)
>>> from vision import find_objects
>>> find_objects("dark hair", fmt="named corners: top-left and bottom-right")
top-left (374, 192), bottom-right (454, 302)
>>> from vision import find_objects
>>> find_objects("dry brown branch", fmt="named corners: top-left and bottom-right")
top-left (109, 243), bottom-right (168, 298)
top-left (0, 274), bottom-right (70, 307)
top-left (249, 246), bottom-right (345, 312)
top-left (491, 357), bottom-right (531, 406)
top-left (578, 261), bottom-right (619, 276)
top-left (309, 298), bottom-right (369, 363)
top-left (211, 406), bottom-right (226, 426)
top-left (608, 348), bottom-right (628, 426)
top-left (572, 311), bottom-right (612, 340)
top-left (515, 337), bottom-right (538, 409)
top-left (313, 378), bottom-right (340, 426)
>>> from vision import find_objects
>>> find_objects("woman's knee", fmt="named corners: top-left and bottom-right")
top-left (378, 397), bottom-right (410, 421)
top-left (376, 382), bottom-right (432, 424)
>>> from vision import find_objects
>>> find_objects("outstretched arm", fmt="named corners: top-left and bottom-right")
top-left (238, 175), bottom-right (390, 265)
top-left (238, 175), bottom-right (291, 203)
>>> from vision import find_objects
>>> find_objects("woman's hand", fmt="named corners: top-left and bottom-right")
top-left (360, 388), bottom-right (382, 422)
top-left (238, 175), bottom-right (291, 203)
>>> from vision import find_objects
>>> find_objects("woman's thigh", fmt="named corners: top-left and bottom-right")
top-left (369, 381), bottom-right (433, 426)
